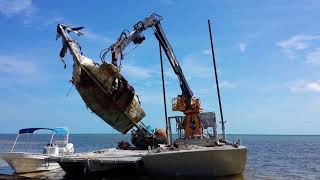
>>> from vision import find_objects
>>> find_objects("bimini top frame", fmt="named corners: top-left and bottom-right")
top-left (11, 127), bottom-right (69, 152)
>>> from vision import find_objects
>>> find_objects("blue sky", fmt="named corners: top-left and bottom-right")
top-left (0, 0), bottom-right (320, 134)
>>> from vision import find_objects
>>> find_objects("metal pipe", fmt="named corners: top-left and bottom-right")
top-left (10, 134), bottom-right (19, 152)
top-left (208, 20), bottom-right (226, 140)
top-left (159, 42), bottom-right (171, 145)
top-left (167, 117), bottom-right (172, 144)
top-left (66, 129), bottom-right (69, 144)
top-left (49, 132), bottom-right (55, 146)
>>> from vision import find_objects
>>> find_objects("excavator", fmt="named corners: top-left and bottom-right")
top-left (56, 13), bottom-right (217, 150)
top-left (100, 13), bottom-right (203, 139)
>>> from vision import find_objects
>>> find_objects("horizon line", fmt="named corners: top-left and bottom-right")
top-left (0, 133), bottom-right (319, 136)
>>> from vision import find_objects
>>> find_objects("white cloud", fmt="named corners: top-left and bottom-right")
top-left (287, 80), bottom-right (320, 93)
top-left (0, 0), bottom-right (68, 30)
top-left (0, 0), bottom-right (34, 16)
top-left (180, 56), bottom-right (213, 79)
top-left (112, 52), bottom-right (221, 89)
top-left (45, 16), bottom-right (64, 26)
top-left (0, 0), bottom-right (65, 29)
top-left (157, 0), bottom-right (175, 5)
top-left (121, 64), bottom-right (153, 80)
top-left (276, 34), bottom-right (320, 59)
top-left (306, 48), bottom-right (320, 64)
top-left (164, 69), bottom-right (177, 79)
top-left (0, 55), bottom-right (45, 87)
top-left (82, 29), bottom-right (111, 44)
top-left (220, 81), bottom-right (237, 88)
top-left (239, 43), bottom-right (247, 53)
top-left (0, 56), bottom-right (36, 75)
top-left (196, 88), bottom-right (211, 95)
top-left (116, 62), bottom-right (176, 87)
top-left (202, 49), bottom-right (211, 55)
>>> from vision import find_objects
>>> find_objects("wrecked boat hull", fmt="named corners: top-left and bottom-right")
top-left (72, 55), bottom-right (146, 134)
top-left (56, 24), bottom-right (146, 134)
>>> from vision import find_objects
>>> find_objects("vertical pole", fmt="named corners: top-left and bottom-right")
top-left (159, 42), bottom-right (171, 145)
top-left (11, 134), bottom-right (19, 152)
top-left (208, 20), bottom-right (226, 140)
top-left (50, 132), bottom-right (55, 146)
top-left (66, 129), bottom-right (69, 144)
top-left (168, 117), bottom-right (172, 144)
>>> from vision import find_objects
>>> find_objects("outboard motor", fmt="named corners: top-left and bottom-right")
top-left (62, 143), bottom-right (74, 155)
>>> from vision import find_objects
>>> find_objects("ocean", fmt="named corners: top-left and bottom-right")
top-left (0, 134), bottom-right (319, 179)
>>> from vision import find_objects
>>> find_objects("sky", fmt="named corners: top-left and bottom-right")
top-left (0, 0), bottom-right (320, 134)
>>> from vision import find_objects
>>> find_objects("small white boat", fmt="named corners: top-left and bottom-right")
top-left (0, 127), bottom-right (74, 174)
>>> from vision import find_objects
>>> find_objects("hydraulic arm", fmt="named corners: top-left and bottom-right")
top-left (101, 14), bottom-right (203, 137)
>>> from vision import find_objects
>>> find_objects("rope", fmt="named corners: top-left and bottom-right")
top-left (122, 44), bottom-right (140, 57)
top-left (66, 83), bottom-right (74, 97)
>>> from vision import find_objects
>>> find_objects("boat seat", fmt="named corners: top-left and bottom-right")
top-left (43, 146), bottom-right (59, 156)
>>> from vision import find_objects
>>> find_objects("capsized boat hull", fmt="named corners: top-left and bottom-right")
top-left (142, 145), bottom-right (247, 176)
top-left (0, 152), bottom-right (60, 174)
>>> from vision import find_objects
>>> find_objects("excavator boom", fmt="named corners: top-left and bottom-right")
top-left (101, 13), bottom-right (203, 137)
top-left (101, 13), bottom-right (193, 103)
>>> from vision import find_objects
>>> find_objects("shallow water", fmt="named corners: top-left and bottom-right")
top-left (0, 134), bottom-right (319, 179)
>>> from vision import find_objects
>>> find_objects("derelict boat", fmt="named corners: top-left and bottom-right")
top-left (56, 24), bottom-right (145, 134)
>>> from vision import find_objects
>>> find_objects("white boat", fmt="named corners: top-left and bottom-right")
top-left (0, 127), bottom-right (74, 174)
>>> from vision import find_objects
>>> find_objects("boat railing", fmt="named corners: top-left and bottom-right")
top-left (10, 127), bottom-right (70, 153)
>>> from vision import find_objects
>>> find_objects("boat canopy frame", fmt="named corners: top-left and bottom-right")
top-left (11, 127), bottom-right (69, 152)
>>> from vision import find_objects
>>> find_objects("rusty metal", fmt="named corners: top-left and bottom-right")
top-left (73, 62), bottom-right (146, 134)
top-left (172, 96), bottom-right (187, 111)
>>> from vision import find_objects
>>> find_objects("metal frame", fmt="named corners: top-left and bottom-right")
top-left (10, 128), bottom-right (69, 152)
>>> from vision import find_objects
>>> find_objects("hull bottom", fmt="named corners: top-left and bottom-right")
top-left (142, 146), bottom-right (247, 176)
